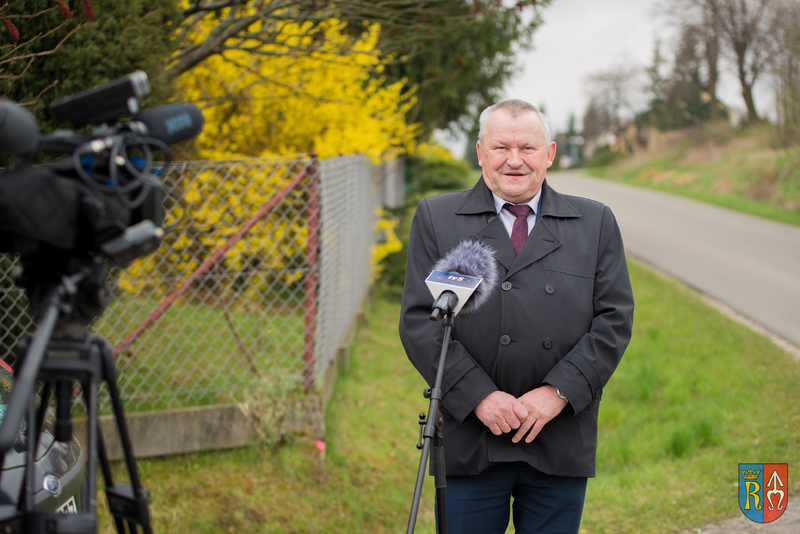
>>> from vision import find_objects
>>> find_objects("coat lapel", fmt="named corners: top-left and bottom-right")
top-left (480, 216), bottom-right (516, 272)
top-left (507, 180), bottom-right (583, 277)
top-left (506, 215), bottom-right (560, 278)
top-left (454, 178), bottom-right (583, 279)
top-left (455, 177), bottom-right (516, 271)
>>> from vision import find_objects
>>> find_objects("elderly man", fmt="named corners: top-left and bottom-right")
top-left (399, 99), bottom-right (634, 533)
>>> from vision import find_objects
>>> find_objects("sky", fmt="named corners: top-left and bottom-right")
top-left (439, 0), bottom-right (772, 157)
top-left (504, 0), bottom-right (667, 132)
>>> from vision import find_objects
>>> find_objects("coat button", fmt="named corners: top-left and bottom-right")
top-left (543, 339), bottom-right (553, 349)
top-left (500, 335), bottom-right (511, 346)
top-left (594, 388), bottom-right (602, 400)
top-left (501, 281), bottom-right (512, 291)
top-left (545, 284), bottom-right (555, 294)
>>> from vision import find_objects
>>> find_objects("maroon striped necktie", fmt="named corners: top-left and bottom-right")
top-left (503, 203), bottom-right (533, 255)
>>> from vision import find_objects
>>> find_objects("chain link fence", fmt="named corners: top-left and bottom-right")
top-left (0, 154), bottom-right (403, 413)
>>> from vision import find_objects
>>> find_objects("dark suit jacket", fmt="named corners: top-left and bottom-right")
top-left (399, 177), bottom-right (634, 477)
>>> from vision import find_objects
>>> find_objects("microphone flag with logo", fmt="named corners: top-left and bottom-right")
top-left (425, 239), bottom-right (498, 317)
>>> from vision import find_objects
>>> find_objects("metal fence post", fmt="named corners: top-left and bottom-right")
top-left (303, 155), bottom-right (320, 390)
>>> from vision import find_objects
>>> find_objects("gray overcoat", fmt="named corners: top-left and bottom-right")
top-left (399, 177), bottom-right (634, 477)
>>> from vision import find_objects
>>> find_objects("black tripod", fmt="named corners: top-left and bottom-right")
top-left (0, 259), bottom-right (152, 533)
top-left (407, 291), bottom-right (459, 534)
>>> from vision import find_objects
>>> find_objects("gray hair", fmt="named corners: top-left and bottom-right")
top-left (478, 99), bottom-right (551, 146)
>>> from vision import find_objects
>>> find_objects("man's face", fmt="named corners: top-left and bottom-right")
top-left (476, 109), bottom-right (557, 204)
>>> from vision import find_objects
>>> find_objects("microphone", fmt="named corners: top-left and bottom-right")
top-left (36, 104), bottom-right (205, 155)
top-left (425, 239), bottom-right (498, 320)
top-left (131, 103), bottom-right (204, 146)
top-left (0, 100), bottom-right (39, 156)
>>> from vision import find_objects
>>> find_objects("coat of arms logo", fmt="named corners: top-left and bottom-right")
top-left (739, 463), bottom-right (788, 523)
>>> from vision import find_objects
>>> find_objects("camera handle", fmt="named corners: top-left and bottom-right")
top-left (0, 271), bottom-right (152, 534)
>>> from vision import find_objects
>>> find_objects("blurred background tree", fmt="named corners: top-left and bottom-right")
top-left (581, 61), bottom-right (641, 137)
top-left (0, 0), bottom-right (177, 131)
top-left (637, 24), bottom-right (727, 130)
top-left (659, 0), bottom-right (723, 122)
top-left (378, 1), bottom-right (548, 141)
top-left (581, 96), bottom-right (615, 142)
top-left (710, 0), bottom-right (778, 125)
top-left (771, 0), bottom-right (800, 146)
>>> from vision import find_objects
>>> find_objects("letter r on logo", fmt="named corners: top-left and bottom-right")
top-left (745, 481), bottom-right (762, 511)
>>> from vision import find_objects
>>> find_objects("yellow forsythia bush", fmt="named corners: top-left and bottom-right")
top-left (118, 7), bottom-right (415, 297)
top-left (371, 208), bottom-right (403, 283)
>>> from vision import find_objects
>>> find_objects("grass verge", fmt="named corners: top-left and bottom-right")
top-left (98, 257), bottom-right (800, 533)
top-left (583, 124), bottom-right (800, 227)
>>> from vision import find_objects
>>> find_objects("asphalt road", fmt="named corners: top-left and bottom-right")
top-left (547, 170), bottom-right (800, 353)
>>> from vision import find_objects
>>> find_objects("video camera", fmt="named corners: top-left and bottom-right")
top-left (0, 70), bottom-right (203, 272)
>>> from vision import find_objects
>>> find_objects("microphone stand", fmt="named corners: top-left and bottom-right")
top-left (407, 291), bottom-right (458, 534)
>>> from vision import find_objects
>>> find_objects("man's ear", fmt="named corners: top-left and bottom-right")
top-left (476, 141), bottom-right (483, 167)
top-left (546, 141), bottom-right (557, 168)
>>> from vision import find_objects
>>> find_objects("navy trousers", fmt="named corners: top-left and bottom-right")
top-left (438, 463), bottom-right (587, 534)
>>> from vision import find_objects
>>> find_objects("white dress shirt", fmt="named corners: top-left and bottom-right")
top-left (491, 189), bottom-right (541, 238)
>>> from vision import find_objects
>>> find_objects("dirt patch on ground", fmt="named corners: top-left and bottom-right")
top-left (650, 169), bottom-right (676, 184)
top-left (673, 171), bottom-right (698, 186)
top-left (711, 179), bottom-right (735, 195)
top-left (680, 136), bottom-right (761, 165)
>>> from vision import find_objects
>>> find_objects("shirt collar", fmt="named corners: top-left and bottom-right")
top-left (491, 189), bottom-right (542, 216)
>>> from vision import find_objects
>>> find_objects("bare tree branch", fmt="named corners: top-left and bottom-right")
top-left (0, 21), bottom-right (88, 67)
top-left (769, 0), bottom-right (800, 144)
top-left (165, 0), bottom-right (543, 78)
top-left (585, 62), bottom-right (643, 126)
top-left (709, 0), bottom-right (780, 123)
top-left (21, 80), bottom-right (59, 107)
top-left (0, 3), bottom-right (90, 103)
